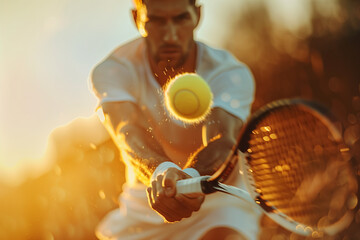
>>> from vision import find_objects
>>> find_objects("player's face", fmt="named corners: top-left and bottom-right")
top-left (138, 0), bottom-right (200, 70)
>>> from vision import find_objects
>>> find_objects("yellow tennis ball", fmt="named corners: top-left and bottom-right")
top-left (164, 73), bottom-right (213, 123)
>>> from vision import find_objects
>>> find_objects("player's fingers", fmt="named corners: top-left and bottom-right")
top-left (151, 176), bottom-right (169, 207)
top-left (146, 187), bottom-right (154, 205)
top-left (156, 174), bottom-right (165, 197)
top-left (147, 186), bottom-right (173, 220)
top-left (148, 179), bottom-right (185, 222)
top-left (148, 168), bottom-right (200, 221)
top-left (151, 178), bottom-right (158, 203)
top-left (163, 168), bottom-right (186, 197)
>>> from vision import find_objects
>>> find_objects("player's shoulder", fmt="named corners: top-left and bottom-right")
top-left (92, 38), bottom-right (144, 80)
top-left (110, 38), bottom-right (145, 62)
top-left (198, 41), bottom-right (247, 69)
top-left (95, 38), bottom-right (144, 70)
top-left (197, 42), bottom-right (251, 82)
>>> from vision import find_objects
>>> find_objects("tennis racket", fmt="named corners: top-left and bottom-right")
top-left (176, 98), bottom-right (358, 237)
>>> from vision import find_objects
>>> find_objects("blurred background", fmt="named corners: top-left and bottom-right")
top-left (0, 0), bottom-right (359, 239)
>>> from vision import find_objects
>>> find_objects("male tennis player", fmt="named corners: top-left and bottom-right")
top-left (90, 0), bottom-right (261, 239)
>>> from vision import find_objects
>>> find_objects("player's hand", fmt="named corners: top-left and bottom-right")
top-left (147, 167), bottom-right (205, 222)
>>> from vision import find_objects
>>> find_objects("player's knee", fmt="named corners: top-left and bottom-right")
top-left (200, 227), bottom-right (247, 240)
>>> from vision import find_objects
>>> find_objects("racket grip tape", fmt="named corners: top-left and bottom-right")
top-left (176, 176), bottom-right (210, 195)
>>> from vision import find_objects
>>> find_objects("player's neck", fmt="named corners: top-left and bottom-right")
top-left (150, 44), bottom-right (197, 88)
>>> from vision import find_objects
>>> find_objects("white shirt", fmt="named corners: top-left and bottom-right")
top-left (90, 38), bottom-right (255, 180)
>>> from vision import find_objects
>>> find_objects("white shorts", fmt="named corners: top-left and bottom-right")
top-left (96, 173), bottom-right (262, 240)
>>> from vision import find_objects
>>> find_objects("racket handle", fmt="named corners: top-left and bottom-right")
top-left (176, 176), bottom-right (210, 195)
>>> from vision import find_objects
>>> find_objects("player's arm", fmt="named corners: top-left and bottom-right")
top-left (101, 101), bottom-right (205, 222)
top-left (100, 101), bottom-right (170, 185)
top-left (92, 59), bottom-right (172, 185)
top-left (184, 108), bottom-right (243, 176)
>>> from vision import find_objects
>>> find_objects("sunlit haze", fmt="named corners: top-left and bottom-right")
top-left (0, 0), bottom-right (325, 185)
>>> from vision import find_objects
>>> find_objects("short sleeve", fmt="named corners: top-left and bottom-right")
top-left (209, 66), bottom-right (255, 121)
top-left (90, 58), bottom-right (138, 108)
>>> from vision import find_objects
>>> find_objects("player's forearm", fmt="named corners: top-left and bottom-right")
top-left (184, 108), bottom-right (242, 176)
top-left (113, 124), bottom-right (170, 185)
top-left (184, 136), bottom-right (235, 176)
top-left (100, 102), bottom-right (173, 185)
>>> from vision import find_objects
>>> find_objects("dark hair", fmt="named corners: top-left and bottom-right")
top-left (134, 0), bottom-right (197, 9)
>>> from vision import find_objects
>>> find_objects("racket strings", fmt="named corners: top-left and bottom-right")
top-left (246, 106), bottom-right (349, 227)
